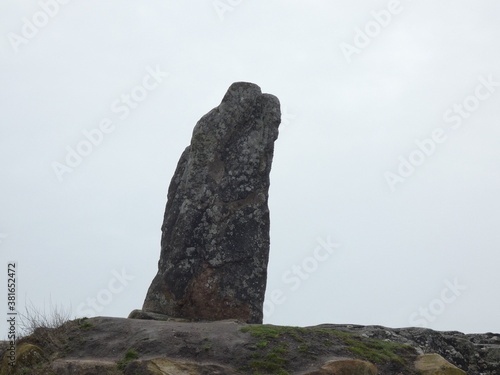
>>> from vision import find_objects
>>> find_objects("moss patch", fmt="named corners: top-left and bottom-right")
top-left (241, 325), bottom-right (307, 341)
top-left (76, 317), bottom-right (94, 330)
top-left (0, 343), bottom-right (46, 375)
top-left (344, 336), bottom-right (413, 364)
top-left (247, 344), bottom-right (289, 375)
top-left (240, 325), bottom-right (416, 374)
top-left (202, 338), bottom-right (212, 351)
top-left (116, 349), bottom-right (139, 371)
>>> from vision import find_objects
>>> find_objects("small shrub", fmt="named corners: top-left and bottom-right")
top-left (256, 340), bottom-right (268, 349)
top-left (15, 300), bottom-right (74, 359)
top-left (116, 349), bottom-right (139, 371)
top-left (18, 300), bottom-right (72, 338)
top-left (203, 341), bottom-right (212, 351)
top-left (76, 317), bottom-right (93, 330)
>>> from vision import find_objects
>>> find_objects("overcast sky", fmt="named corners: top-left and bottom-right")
top-left (1, 0), bottom-right (500, 337)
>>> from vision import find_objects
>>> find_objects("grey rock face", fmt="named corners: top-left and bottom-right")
top-left (317, 324), bottom-right (500, 374)
top-left (142, 82), bottom-right (281, 323)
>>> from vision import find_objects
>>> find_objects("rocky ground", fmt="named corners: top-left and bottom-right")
top-left (318, 323), bottom-right (500, 374)
top-left (1, 315), bottom-right (499, 374)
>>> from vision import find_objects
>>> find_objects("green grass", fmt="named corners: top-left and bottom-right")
top-left (325, 329), bottom-right (414, 365)
top-left (298, 343), bottom-right (310, 353)
top-left (116, 349), bottom-right (139, 371)
top-left (241, 326), bottom-right (294, 374)
top-left (76, 317), bottom-right (93, 330)
top-left (256, 340), bottom-right (268, 349)
top-left (241, 324), bottom-right (416, 371)
top-left (345, 337), bottom-right (412, 364)
top-left (203, 340), bottom-right (212, 351)
top-left (241, 325), bottom-right (307, 342)
top-left (248, 350), bottom-right (289, 375)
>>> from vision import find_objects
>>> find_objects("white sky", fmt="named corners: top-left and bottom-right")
top-left (1, 0), bottom-right (500, 336)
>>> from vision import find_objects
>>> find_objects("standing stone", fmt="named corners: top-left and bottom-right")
top-left (142, 82), bottom-right (280, 323)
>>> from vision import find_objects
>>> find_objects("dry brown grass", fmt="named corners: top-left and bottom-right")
top-left (18, 300), bottom-right (72, 337)
top-left (17, 300), bottom-right (73, 356)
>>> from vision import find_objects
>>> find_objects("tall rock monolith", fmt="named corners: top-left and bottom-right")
top-left (142, 82), bottom-right (280, 323)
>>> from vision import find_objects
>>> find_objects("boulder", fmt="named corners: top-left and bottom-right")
top-left (414, 353), bottom-right (467, 375)
top-left (142, 82), bottom-right (281, 323)
top-left (0, 343), bottom-right (45, 375)
top-left (304, 359), bottom-right (378, 375)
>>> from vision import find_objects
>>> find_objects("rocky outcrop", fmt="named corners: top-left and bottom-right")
top-left (126, 358), bottom-right (238, 375)
top-left (317, 323), bottom-right (500, 374)
top-left (142, 82), bottom-right (281, 324)
top-left (51, 359), bottom-right (120, 375)
top-left (2, 317), bottom-right (500, 374)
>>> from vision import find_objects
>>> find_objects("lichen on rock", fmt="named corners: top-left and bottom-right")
top-left (142, 82), bottom-right (281, 323)
top-left (0, 343), bottom-right (45, 375)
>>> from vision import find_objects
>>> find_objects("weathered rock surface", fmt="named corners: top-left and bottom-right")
top-left (142, 82), bottom-right (281, 324)
top-left (415, 353), bottom-right (466, 375)
top-left (2, 317), bottom-right (500, 374)
top-left (126, 358), bottom-right (238, 375)
top-left (51, 359), bottom-right (120, 375)
top-left (128, 309), bottom-right (190, 322)
top-left (304, 359), bottom-right (379, 375)
top-left (317, 324), bottom-right (500, 374)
